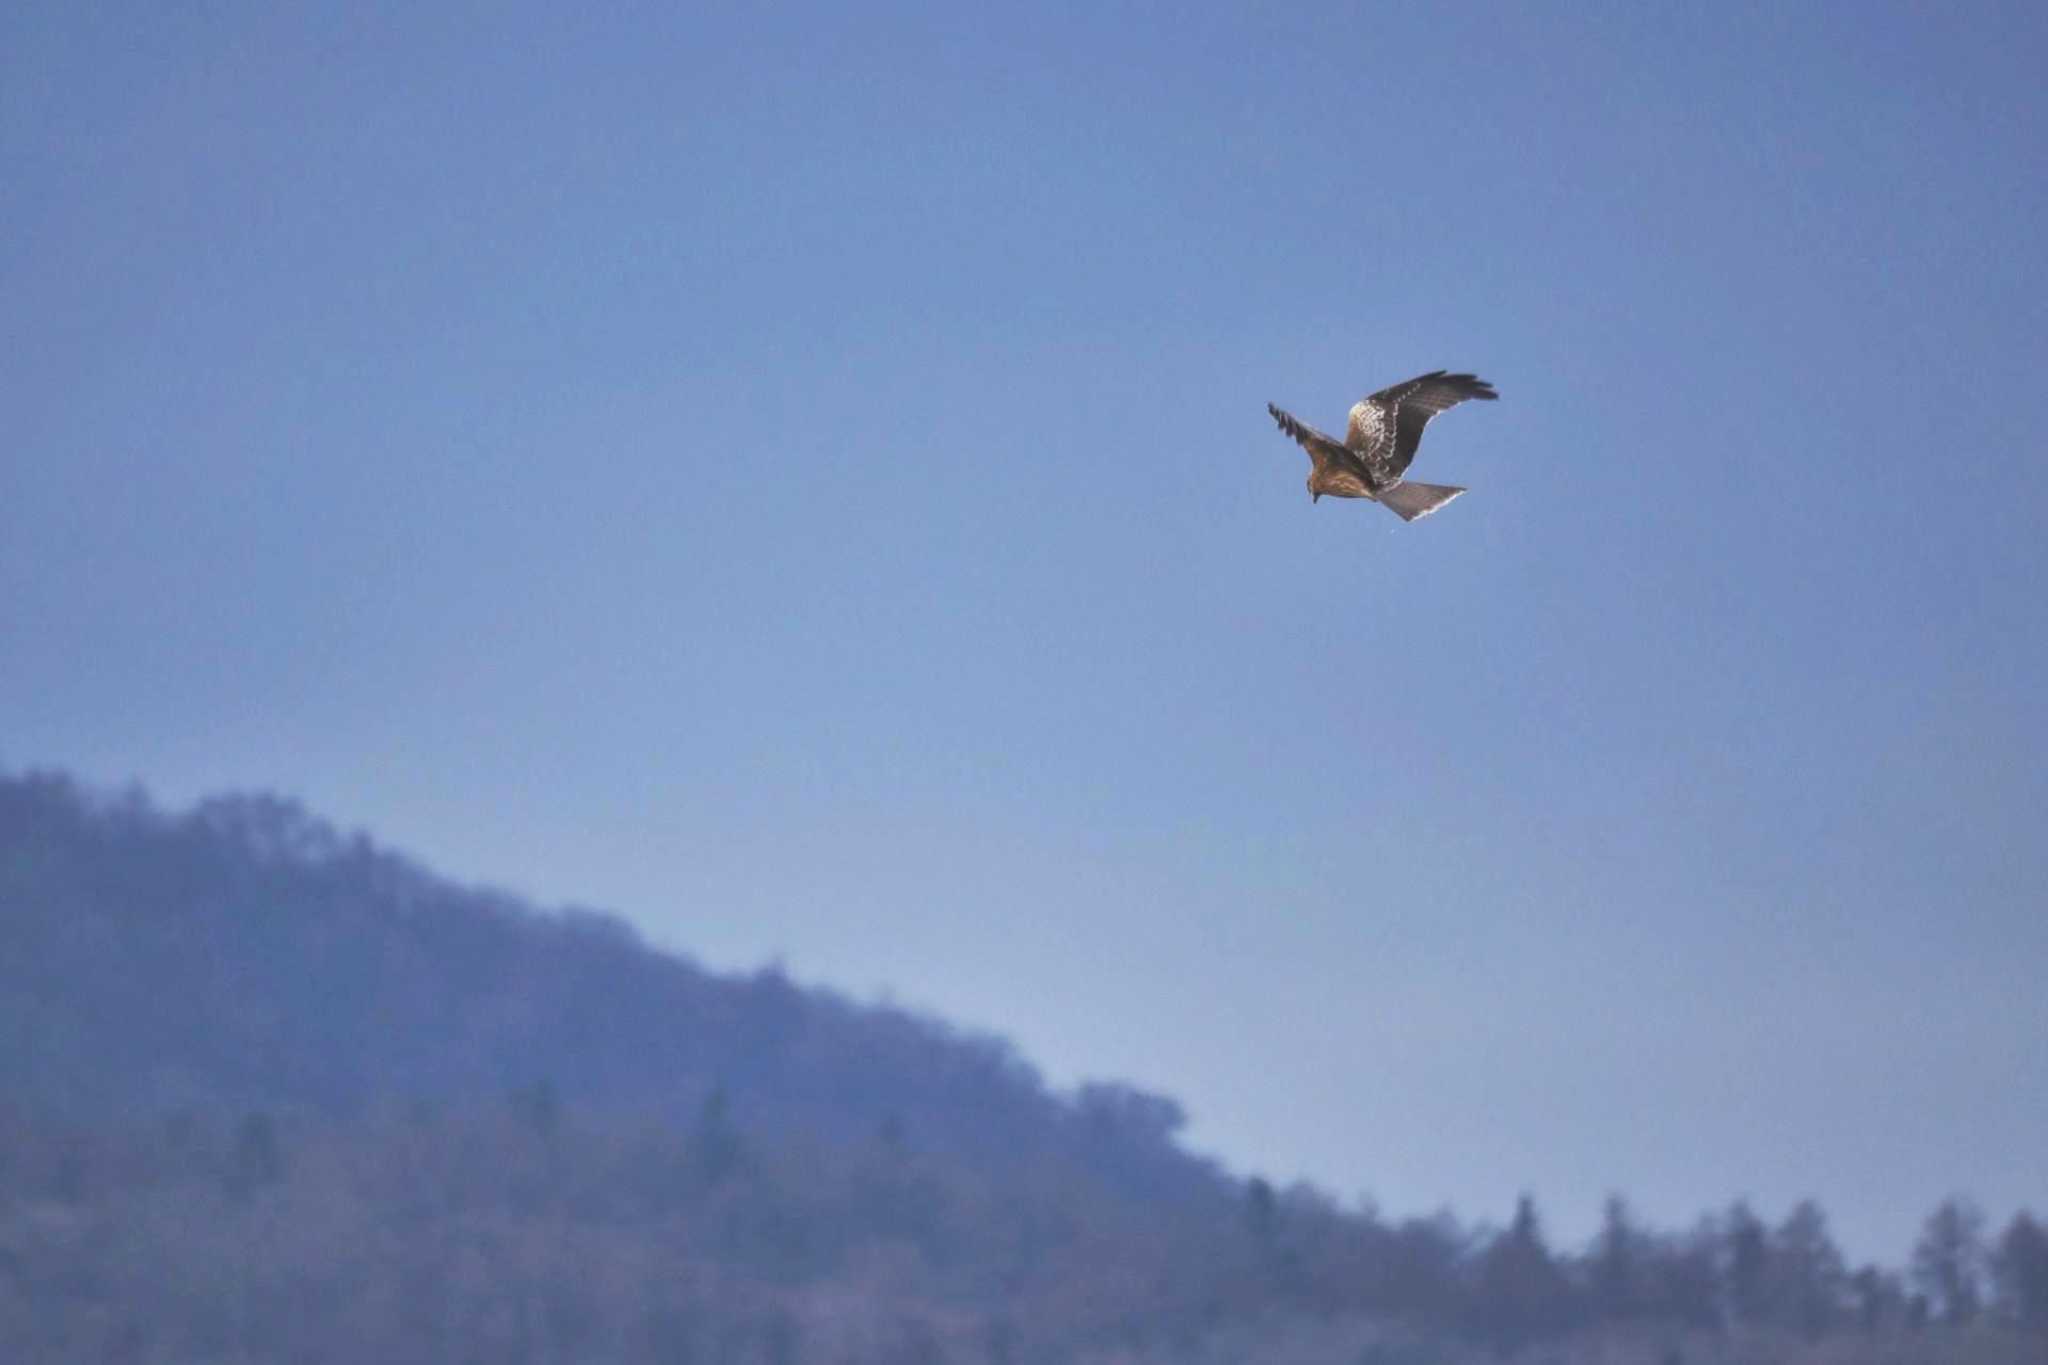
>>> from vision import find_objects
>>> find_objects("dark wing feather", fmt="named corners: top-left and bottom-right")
top-left (1267, 403), bottom-right (1353, 473)
top-left (1360, 371), bottom-right (1498, 476)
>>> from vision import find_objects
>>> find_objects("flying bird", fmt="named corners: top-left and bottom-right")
top-left (1268, 371), bottom-right (1498, 521)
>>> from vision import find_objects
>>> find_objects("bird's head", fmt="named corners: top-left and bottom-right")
top-left (1307, 476), bottom-right (1320, 503)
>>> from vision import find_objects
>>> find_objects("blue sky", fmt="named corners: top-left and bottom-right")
top-left (5, 1), bottom-right (2044, 1259)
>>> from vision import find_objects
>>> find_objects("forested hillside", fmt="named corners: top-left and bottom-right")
top-left (0, 770), bottom-right (1203, 1187)
top-left (3, 770), bottom-right (2043, 1363)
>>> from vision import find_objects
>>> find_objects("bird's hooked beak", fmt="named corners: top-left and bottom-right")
top-left (1311, 491), bottom-right (1321, 503)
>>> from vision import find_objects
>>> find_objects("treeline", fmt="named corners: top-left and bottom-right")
top-left (2, 768), bottom-right (2043, 1362)
top-left (2, 1098), bottom-right (2044, 1363)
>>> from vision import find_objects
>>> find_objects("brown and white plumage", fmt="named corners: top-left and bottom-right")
top-left (1269, 370), bottom-right (1498, 522)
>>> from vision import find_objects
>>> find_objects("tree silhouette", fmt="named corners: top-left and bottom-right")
top-left (1475, 1195), bottom-right (1572, 1349)
top-left (1993, 1211), bottom-right (2048, 1331)
top-left (1722, 1200), bottom-right (1771, 1326)
top-left (1850, 1263), bottom-right (1909, 1333)
top-left (1591, 1194), bottom-right (1644, 1320)
top-left (1913, 1198), bottom-right (1988, 1324)
top-left (1768, 1200), bottom-right (1847, 1336)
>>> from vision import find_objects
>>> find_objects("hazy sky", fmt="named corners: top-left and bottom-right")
top-left (5, 2), bottom-right (2044, 1260)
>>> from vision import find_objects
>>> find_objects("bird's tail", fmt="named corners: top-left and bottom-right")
top-left (1378, 481), bottom-right (1467, 522)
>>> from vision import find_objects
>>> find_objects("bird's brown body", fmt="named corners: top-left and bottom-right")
top-left (1268, 371), bottom-right (1497, 522)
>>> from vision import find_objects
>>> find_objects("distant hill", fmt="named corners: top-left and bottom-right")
top-left (0, 769), bottom-right (1209, 1191)
top-left (4, 768), bottom-right (2043, 1364)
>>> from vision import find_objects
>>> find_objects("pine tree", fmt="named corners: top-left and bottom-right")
top-left (1993, 1211), bottom-right (2048, 1331)
top-left (1912, 1197), bottom-right (1987, 1324)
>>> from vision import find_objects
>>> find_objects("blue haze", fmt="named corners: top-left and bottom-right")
top-left (4, 2), bottom-right (2044, 1258)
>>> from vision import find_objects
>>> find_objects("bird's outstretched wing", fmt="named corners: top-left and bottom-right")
top-left (1349, 371), bottom-right (1498, 476)
top-left (1268, 403), bottom-right (1352, 472)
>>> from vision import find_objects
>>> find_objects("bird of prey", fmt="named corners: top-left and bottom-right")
top-left (1267, 370), bottom-right (1498, 521)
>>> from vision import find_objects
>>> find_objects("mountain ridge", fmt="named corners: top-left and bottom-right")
top-left (6, 765), bottom-right (2044, 1364)
top-left (0, 767), bottom-right (1212, 1196)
